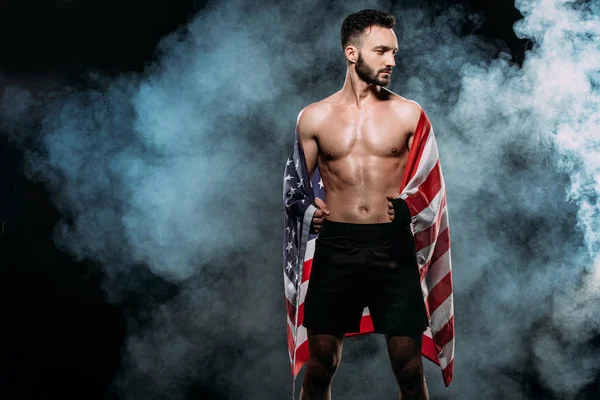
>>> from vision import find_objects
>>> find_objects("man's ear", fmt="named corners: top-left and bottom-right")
top-left (344, 45), bottom-right (358, 63)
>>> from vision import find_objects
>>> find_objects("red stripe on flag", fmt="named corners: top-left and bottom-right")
top-left (346, 314), bottom-right (374, 337)
top-left (430, 226), bottom-right (450, 266)
top-left (298, 301), bottom-right (304, 326)
top-left (401, 110), bottom-right (432, 190)
top-left (302, 257), bottom-right (313, 283)
top-left (427, 272), bottom-right (453, 315)
top-left (434, 315), bottom-right (454, 350)
top-left (359, 314), bottom-right (374, 332)
top-left (421, 225), bottom-right (450, 280)
top-left (421, 334), bottom-right (440, 366)
top-left (285, 298), bottom-right (306, 327)
top-left (442, 359), bottom-right (454, 387)
top-left (293, 340), bottom-right (309, 377)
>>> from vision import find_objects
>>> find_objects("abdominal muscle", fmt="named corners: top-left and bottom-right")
top-left (318, 154), bottom-right (407, 224)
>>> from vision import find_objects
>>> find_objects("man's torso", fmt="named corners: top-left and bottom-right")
top-left (310, 89), bottom-right (420, 224)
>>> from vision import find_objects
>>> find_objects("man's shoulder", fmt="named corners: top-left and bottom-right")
top-left (296, 100), bottom-right (333, 130)
top-left (384, 91), bottom-right (422, 126)
top-left (383, 89), bottom-right (422, 111)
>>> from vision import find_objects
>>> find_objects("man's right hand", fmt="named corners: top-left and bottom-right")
top-left (311, 197), bottom-right (330, 233)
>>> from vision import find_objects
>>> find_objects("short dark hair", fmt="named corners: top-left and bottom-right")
top-left (340, 9), bottom-right (396, 50)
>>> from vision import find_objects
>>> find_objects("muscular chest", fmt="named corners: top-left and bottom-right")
top-left (316, 109), bottom-right (409, 160)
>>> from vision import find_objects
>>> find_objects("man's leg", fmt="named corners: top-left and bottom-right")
top-left (300, 329), bottom-right (345, 400)
top-left (385, 334), bottom-right (429, 400)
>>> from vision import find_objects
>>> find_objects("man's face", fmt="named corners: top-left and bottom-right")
top-left (354, 25), bottom-right (398, 87)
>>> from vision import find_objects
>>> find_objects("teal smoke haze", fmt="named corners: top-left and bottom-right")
top-left (1, 0), bottom-right (600, 398)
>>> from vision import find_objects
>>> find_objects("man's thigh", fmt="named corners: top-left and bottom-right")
top-left (365, 244), bottom-right (428, 337)
top-left (303, 239), bottom-right (367, 334)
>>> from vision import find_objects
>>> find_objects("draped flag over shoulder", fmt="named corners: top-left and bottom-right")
top-left (282, 108), bottom-right (454, 395)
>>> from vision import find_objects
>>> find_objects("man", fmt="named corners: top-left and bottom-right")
top-left (294, 9), bottom-right (430, 400)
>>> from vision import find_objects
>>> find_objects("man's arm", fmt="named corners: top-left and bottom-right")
top-left (296, 104), bottom-right (320, 181)
top-left (296, 104), bottom-right (330, 233)
top-left (407, 133), bottom-right (414, 151)
top-left (405, 100), bottom-right (422, 151)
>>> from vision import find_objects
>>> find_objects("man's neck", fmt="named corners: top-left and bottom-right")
top-left (339, 68), bottom-right (384, 109)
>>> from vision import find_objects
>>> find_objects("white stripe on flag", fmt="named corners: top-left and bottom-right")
top-left (299, 280), bottom-right (309, 304)
top-left (297, 325), bottom-right (307, 347)
top-left (412, 187), bottom-right (444, 233)
top-left (417, 242), bottom-right (434, 272)
top-left (287, 315), bottom-right (308, 344)
top-left (430, 293), bottom-right (454, 333)
top-left (283, 270), bottom-right (297, 302)
top-left (415, 201), bottom-right (447, 272)
top-left (305, 238), bottom-right (316, 261)
top-left (423, 326), bottom-right (433, 339)
top-left (423, 247), bottom-right (451, 294)
top-left (438, 337), bottom-right (454, 369)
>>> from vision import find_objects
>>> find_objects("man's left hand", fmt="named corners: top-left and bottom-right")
top-left (386, 193), bottom-right (401, 222)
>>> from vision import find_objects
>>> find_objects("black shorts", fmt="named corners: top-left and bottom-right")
top-left (303, 218), bottom-right (429, 338)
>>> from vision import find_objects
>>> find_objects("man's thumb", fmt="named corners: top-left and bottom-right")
top-left (315, 197), bottom-right (330, 214)
top-left (386, 193), bottom-right (400, 201)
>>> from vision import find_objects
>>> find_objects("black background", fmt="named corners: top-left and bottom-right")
top-left (0, 1), bottom-right (532, 399)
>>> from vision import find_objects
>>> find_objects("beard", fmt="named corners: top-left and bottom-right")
top-left (355, 52), bottom-right (391, 87)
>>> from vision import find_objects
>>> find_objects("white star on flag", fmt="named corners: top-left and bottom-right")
top-left (318, 178), bottom-right (324, 189)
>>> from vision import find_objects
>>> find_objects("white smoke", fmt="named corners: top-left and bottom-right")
top-left (417, 0), bottom-right (600, 398)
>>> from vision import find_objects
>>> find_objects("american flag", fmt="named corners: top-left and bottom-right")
top-left (282, 108), bottom-right (454, 395)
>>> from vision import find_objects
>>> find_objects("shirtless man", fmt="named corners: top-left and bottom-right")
top-left (296, 10), bottom-right (429, 400)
